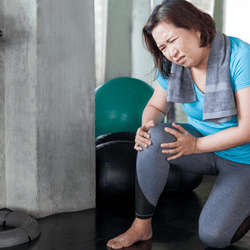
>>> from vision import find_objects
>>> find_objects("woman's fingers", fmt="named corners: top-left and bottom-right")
top-left (171, 123), bottom-right (187, 133)
top-left (134, 137), bottom-right (150, 150)
top-left (164, 123), bottom-right (187, 136)
top-left (161, 148), bottom-right (177, 154)
top-left (134, 120), bottom-right (156, 151)
top-left (135, 134), bottom-right (151, 148)
top-left (134, 143), bottom-right (143, 151)
top-left (137, 129), bottom-right (150, 139)
top-left (145, 120), bottom-right (156, 130)
top-left (167, 152), bottom-right (182, 161)
top-left (164, 127), bottom-right (180, 137)
top-left (161, 142), bottom-right (178, 148)
top-left (161, 123), bottom-right (197, 159)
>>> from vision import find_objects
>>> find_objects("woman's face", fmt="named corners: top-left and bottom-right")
top-left (152, 21), bottom-right (209, 69)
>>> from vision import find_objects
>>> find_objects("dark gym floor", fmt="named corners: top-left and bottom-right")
top-left (1, 175), bottom-right (250, 250)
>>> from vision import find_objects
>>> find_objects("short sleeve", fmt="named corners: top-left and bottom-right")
top-left (229, 37), bottom-right (250, 91)
top-left (156, 70), bottom-right (168, 90)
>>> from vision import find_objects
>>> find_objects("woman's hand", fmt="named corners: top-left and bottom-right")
top-left (161, 123), bottom-right (197, 160)
top-left (134, 120), bottom-right (156, 151)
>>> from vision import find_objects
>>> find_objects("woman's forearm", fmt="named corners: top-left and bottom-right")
top-left (194, 88), bottom-right (250, 154)
top-left (196, 125), bottom-right (250, 154)
top-left (142, 104), bottom-right (166, 126)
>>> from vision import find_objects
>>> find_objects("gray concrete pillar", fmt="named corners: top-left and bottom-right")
top-left (105, 0), bottom-right (133, 82)
top-left (2, 0), bottom-right (95, 218)
top-left (0, 0), bottom-right (5, 208)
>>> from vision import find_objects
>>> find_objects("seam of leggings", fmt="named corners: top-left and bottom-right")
top-left (136, 170), bottom-right (156, 217)
top-left (135, 212), bottom-right (154, 219)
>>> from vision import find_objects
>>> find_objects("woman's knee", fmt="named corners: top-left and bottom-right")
top-left (148, 123), bottom-right (176, 146)
top-left (136, 123), bottom-right (172, 172)
top-left (199, 224), bottom-right (231, 249)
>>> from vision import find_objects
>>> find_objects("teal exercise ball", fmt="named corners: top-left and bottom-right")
top-left (95, 77), bottom-right (154, 138)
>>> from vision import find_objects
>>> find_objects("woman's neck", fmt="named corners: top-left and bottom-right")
top-left (189, 45), bottom-right (211, 94)
top-left (192, 44), bottom-right (211, 72)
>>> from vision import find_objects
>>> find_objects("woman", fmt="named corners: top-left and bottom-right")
top-left (107, 0), bottom-right (250, 249)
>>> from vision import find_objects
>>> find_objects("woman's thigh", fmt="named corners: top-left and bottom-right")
top-left (199, 157), bottom-right (250, 248)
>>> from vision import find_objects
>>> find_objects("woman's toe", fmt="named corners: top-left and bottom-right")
top-left (107, 240), bottom-right (122, 249)
top-left (111, 242), bottom-right (123, 249)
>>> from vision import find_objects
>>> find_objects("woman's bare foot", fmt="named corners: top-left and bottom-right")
top-left (107, 218), bottom-right (153, 249)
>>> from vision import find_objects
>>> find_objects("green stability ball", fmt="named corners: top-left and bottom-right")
top-left (95, 77), bottom-right (154, 138)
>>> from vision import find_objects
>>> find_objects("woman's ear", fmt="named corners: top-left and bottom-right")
top-left (195, 29), bottom-right (201, 38)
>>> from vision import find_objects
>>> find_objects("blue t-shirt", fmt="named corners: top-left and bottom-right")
top-left (157, 36), bottom-right (250, 164)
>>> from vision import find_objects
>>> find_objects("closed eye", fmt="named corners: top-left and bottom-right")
top-left (169, 38), bottom-right (176, 43)
top-left (159, 38), bottom-right (177, 51)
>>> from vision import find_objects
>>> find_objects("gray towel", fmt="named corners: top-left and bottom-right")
top-left (166, 30), bottom-right (237, 124)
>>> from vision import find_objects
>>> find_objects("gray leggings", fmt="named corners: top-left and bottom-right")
top-left (136, 123), bottom-right (250, 248)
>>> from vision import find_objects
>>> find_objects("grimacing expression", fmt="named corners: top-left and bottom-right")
top-left (152, 21), bottom-right (208, 69)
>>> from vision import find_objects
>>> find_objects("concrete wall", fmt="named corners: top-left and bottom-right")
top-left (213, 0), bottom-right (224, 32)
top-left (1, 0), bottom-right (95, 217)
top-left (131, 0), bottom-right (153, 85)
top-left (95, 0), bottom-right (108, 86)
